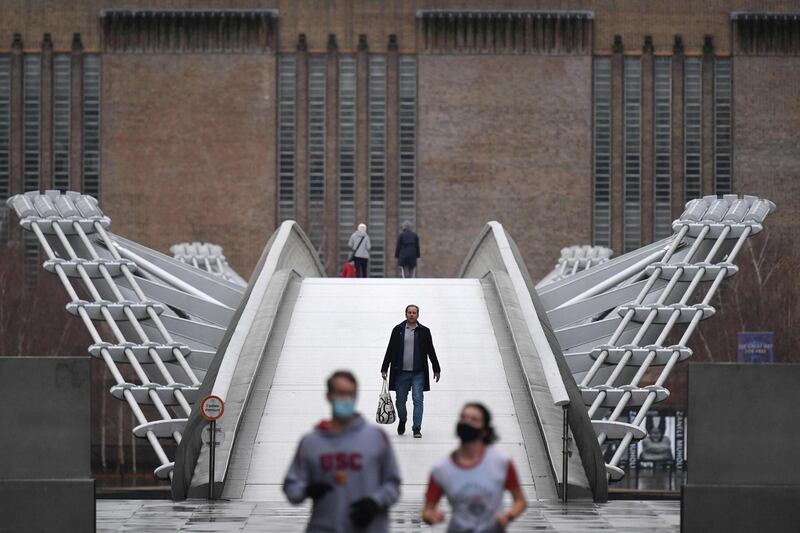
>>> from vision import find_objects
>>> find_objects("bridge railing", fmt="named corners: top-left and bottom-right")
top-left (172, 220), bottom-right (324, 500)
top-left (459, 221), bottom-right (608, 502)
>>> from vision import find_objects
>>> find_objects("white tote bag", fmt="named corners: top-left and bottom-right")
top-left (375, 378), bottom-right (397, 424)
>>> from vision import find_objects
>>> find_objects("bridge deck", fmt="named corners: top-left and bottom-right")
top-left (232, 277), bottom-right (538, 501)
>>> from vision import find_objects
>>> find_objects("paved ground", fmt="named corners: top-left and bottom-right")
top-left (97, 498), bottom-right (680, 532)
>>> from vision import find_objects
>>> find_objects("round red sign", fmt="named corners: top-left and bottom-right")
top-left (200, 395), bottom-right (225, 421)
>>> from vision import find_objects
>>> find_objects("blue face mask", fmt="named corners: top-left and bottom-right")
top-left (332, 398), bottom-right (356, 420)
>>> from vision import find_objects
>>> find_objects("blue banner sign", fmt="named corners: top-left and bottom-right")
top-left (737, 332), bottom-right (774, 363)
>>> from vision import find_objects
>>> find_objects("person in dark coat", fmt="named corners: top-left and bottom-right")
top-left (394, 221), bottom-right (420, 278)
top-left (380, 304), bottom-right (441, 438)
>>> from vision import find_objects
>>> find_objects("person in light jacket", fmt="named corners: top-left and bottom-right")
top-left (349, 223), bottom-right (371, 278)
top-left (284, 370), bottom-right (401, 532)
top-left (395, 220), bottom-right (421, 278)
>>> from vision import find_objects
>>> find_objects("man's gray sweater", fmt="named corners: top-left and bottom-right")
top-left (283, 415), bottom-right (401, 532)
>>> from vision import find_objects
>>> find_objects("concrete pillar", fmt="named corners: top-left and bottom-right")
top-left (385, 35), bottom-right (399, 277)
top-left (10, 34), bottom-right (22, 196)
top-left (702, 35), bottom-right (714, 197)
top-left (0, 357), bottom-right (95, 532)
top-left (324, 34), bottom-right (339, 275)
top-left (640, 35), bottom-right (654, 244)
top-left (670, 35), bottom-right (685, 218)
top-left (69, 33), bottom-right (83, 193)
top-left (683, 364), bottom-right (800, 532)
top-left (40, 33), bottom-right (53, 190)
top-left (611, 35), bottom-right (624, 255)
top-left (355, 34), bottom-right (368, 231)
top-left (295, 34), bottom-right (309, 230)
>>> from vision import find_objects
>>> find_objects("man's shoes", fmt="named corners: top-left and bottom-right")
top-left (397, 420), bottom-right (406, 435)
top-left (413, 428), bottom-right (422, 439)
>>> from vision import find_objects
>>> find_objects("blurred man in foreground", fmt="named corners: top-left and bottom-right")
top-left (283, 370), bottom-right (401, 532)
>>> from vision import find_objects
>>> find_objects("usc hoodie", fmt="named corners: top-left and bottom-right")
top-left (283, 415), bottom-right (401, 532)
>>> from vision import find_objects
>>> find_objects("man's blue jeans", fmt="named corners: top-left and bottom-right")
top-left (395, 370), bottom-right (425, 430)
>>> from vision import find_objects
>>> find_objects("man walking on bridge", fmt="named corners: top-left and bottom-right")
top-left (283, 371), bottom-right (401, 532)
top-left (381, 304), bottom-right (441, 438)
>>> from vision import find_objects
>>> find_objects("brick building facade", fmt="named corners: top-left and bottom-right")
top-left (1, 0), bottom-right (798, 281)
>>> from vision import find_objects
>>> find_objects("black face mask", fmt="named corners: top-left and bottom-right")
top-left (456, 422), bottom-right (482, 443)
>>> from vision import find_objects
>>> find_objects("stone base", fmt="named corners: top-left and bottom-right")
top-left (0, 479), bottom-right (95, 533)
top-left (682, 484), bottom-right (800, 533)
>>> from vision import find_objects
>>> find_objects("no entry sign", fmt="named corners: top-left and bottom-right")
top-left (200, 395), bottom-right (224, 501)
top-left (200, 395), bottom-right (224, 421)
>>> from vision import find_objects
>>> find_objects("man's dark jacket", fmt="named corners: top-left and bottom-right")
top-left (380, 321), bottom-right (441, 392)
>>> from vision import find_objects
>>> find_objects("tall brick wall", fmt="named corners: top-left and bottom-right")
top-left (734, 56), bottom-right (800, 247)
top-left (417, 55), bottom-right (592, 279)
top-left (1, 0), bottom-right (799, 278)
top-left (102, 54), bottom-right (276, 276)
top-left (5, 0), bottom-right (800, 54)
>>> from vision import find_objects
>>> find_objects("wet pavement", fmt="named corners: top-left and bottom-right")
top-left (97, 498), bottom-right (680, 532)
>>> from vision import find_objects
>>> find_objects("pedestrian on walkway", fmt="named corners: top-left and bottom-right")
top-left (422, 403), bottom-right (527, 532)
top-left (283, 370), bottom-right (401, 533)
top-left (348, 223), bottom-right (371, 278)
top-left (395, 220), bottom-right (420, 278)
top-left (380, 304), bottom-right (441, 438)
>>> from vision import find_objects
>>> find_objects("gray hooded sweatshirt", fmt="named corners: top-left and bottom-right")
top-left (283, 415), bottom-right (401, 533)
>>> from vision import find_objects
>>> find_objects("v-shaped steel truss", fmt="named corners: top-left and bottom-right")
top-left (7, 191), bottom-right (244, 480)
top-left (170, 242), bottom-right (247, 287)
top-left (537, 244), bottom-right (613, 288)
top-left (7, 190), bottom-right (774, 484)
top-left (536, 194), bottom-right (775, 480)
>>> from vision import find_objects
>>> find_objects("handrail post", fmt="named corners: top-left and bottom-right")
top-left (562, 404), bottom-right (570, 503)
top-left (208, 420), bottom-right (216, 501)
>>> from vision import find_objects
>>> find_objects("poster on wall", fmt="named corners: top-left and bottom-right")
top-left (602, 409), bottom-right (688, 472)
top-left (675, 409), bottom-right (686, 470)
top-left (624, 409), bottom-right (687, 471)
top-left (737, 332), bottom-right (774, 363)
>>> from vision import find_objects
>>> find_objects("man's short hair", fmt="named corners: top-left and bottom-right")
top-left (405, 304), bottom-right (419, 314)
top-left (327, 370), bottom-right (358, 394)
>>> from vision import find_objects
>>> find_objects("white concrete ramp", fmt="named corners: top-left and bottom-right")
top-left (240, 278), bottom-right (537, 501)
